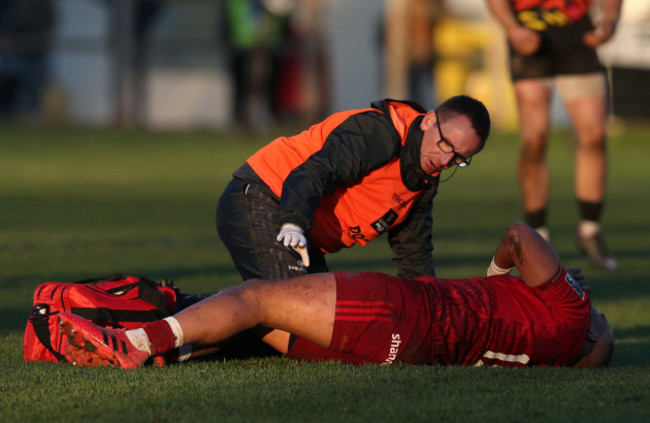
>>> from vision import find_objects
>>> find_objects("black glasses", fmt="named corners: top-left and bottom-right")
top-left (434, 111), bottom-right (471, 168)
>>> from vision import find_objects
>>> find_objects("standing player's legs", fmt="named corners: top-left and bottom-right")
top-left (557, 73), bottom-right (617, 270)
top-left (513, 78), bottom-right (553, 241)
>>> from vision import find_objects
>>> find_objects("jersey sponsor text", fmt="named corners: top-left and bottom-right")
top-left (383, 333), bottom-right (402, 365)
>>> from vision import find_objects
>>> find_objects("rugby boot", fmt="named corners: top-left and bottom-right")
top-left (576, 231), bottom-right (618, 271)
top-left (58, 312), bottom-right (150, 369)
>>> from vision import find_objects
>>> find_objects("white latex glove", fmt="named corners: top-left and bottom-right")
top-left (276, 223), bottom-right (310, 267)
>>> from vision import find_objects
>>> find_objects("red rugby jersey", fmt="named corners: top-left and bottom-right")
top-left (422, 269), bottom-right (590, 366)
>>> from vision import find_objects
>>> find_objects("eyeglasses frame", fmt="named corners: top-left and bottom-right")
top-left (434, 110), bottom-right (472, 168)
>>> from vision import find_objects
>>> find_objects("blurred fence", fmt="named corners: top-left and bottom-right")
top-left (1, 0), bottom-right (648, 130)
top-left (5, 0), bottom-right (329, 129)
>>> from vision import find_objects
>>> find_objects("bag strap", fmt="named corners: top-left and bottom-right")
top-left (70, 307), bottom-right (168, 323)
top-left (29, 306), bottom-right (66, 362)
top-left (71, 277), bottom-right (174, 323)
top-left (137, 276), bottom-right (173, 316)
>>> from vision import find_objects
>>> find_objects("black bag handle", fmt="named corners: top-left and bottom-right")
top-left (137, 276), bottom-right (173, 316)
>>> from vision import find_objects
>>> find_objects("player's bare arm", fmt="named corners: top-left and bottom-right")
top-left (583, 0), bottom-right (623, 47)
top-left (486, 0), bottom-right (541, 56)
top-left (492, 222), bottom-right (560, 287)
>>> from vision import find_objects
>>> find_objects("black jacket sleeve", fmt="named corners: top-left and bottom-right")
top-left (387, 183), bottom-right (438, 278)
top-left (276, 111), bottom-right (401, 231)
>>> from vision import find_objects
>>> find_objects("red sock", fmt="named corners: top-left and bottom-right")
top-left (142, 320), bottom-right (175, 356)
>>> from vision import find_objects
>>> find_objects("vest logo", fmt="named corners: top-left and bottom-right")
top-left (371, 209), bottom-right (398, 233)
top-left (350, 225), bottom-right (367, 241)
top-left (392, 193), bottom-right (407, 209)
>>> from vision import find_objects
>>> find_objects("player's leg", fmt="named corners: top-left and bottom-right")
top-left (492, 222), bottom-right (560, 288)
top-left (558, 72), bottom-right (616, 270)
top-left (559, 73), bottom-right (607, 205)
top-left (216, 178), bottom-right (265, 280)
top-left (57, 273), bottom-right (337, 368)
top-left (176, 273), bottom-right (336, 349)
top-left (513, 78), bottom-right (553, 241)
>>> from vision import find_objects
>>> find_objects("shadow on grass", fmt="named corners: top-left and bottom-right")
top-left (610, 325), bottom-right (650, 367)
top-left (1, 306), bottom-right (29, 334)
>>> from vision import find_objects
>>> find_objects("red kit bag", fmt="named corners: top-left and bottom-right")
top-left (23, 274), bottom-right (178, 363)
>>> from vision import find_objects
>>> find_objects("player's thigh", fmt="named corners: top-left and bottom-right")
top-left (216, 179), bottom-right (263, 279)
top-left (216, 180), bottom-right (309, 280)
top-left (252, 273), bottom-right (337, 348)
top-left (259, 329), bottom-right (292, 354)
top-left (559, 73), bottom-right (607, 144)
top-left (513, 79), bottom-right (553, 142)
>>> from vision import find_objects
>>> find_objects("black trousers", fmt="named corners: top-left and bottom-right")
top-left (216, 177), bottom-right (328, 282)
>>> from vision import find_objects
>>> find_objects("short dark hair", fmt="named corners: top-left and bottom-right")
top-left (436, 95), bottom-right (491, 152)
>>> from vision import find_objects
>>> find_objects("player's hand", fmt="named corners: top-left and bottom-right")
top-left (507, 25), bottom-right (541, 56)
top-left (583, 20), bottom-right (617, 48)
top-left (276, 223), bottom-right (310, 267)
top-left (567, 267), bottom-right (591, 293)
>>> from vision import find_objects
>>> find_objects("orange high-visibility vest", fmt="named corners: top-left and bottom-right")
top-left (248, 101), bottom-right (427, 253)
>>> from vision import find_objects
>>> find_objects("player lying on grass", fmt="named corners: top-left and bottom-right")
top-left (57, 222), bottom-right (614, 368)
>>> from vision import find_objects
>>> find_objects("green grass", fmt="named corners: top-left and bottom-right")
top-left (1, 124), bottom-right (649, 422)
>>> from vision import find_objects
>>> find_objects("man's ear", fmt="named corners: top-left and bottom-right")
top-left (421, 111), bottom-right (437, 131)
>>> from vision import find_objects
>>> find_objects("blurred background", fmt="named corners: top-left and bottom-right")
top-left (0, 0), bottom-right (648, 132)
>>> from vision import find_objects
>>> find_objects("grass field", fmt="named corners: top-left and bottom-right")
top-left (1, 123), bottom-right (649, 422)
